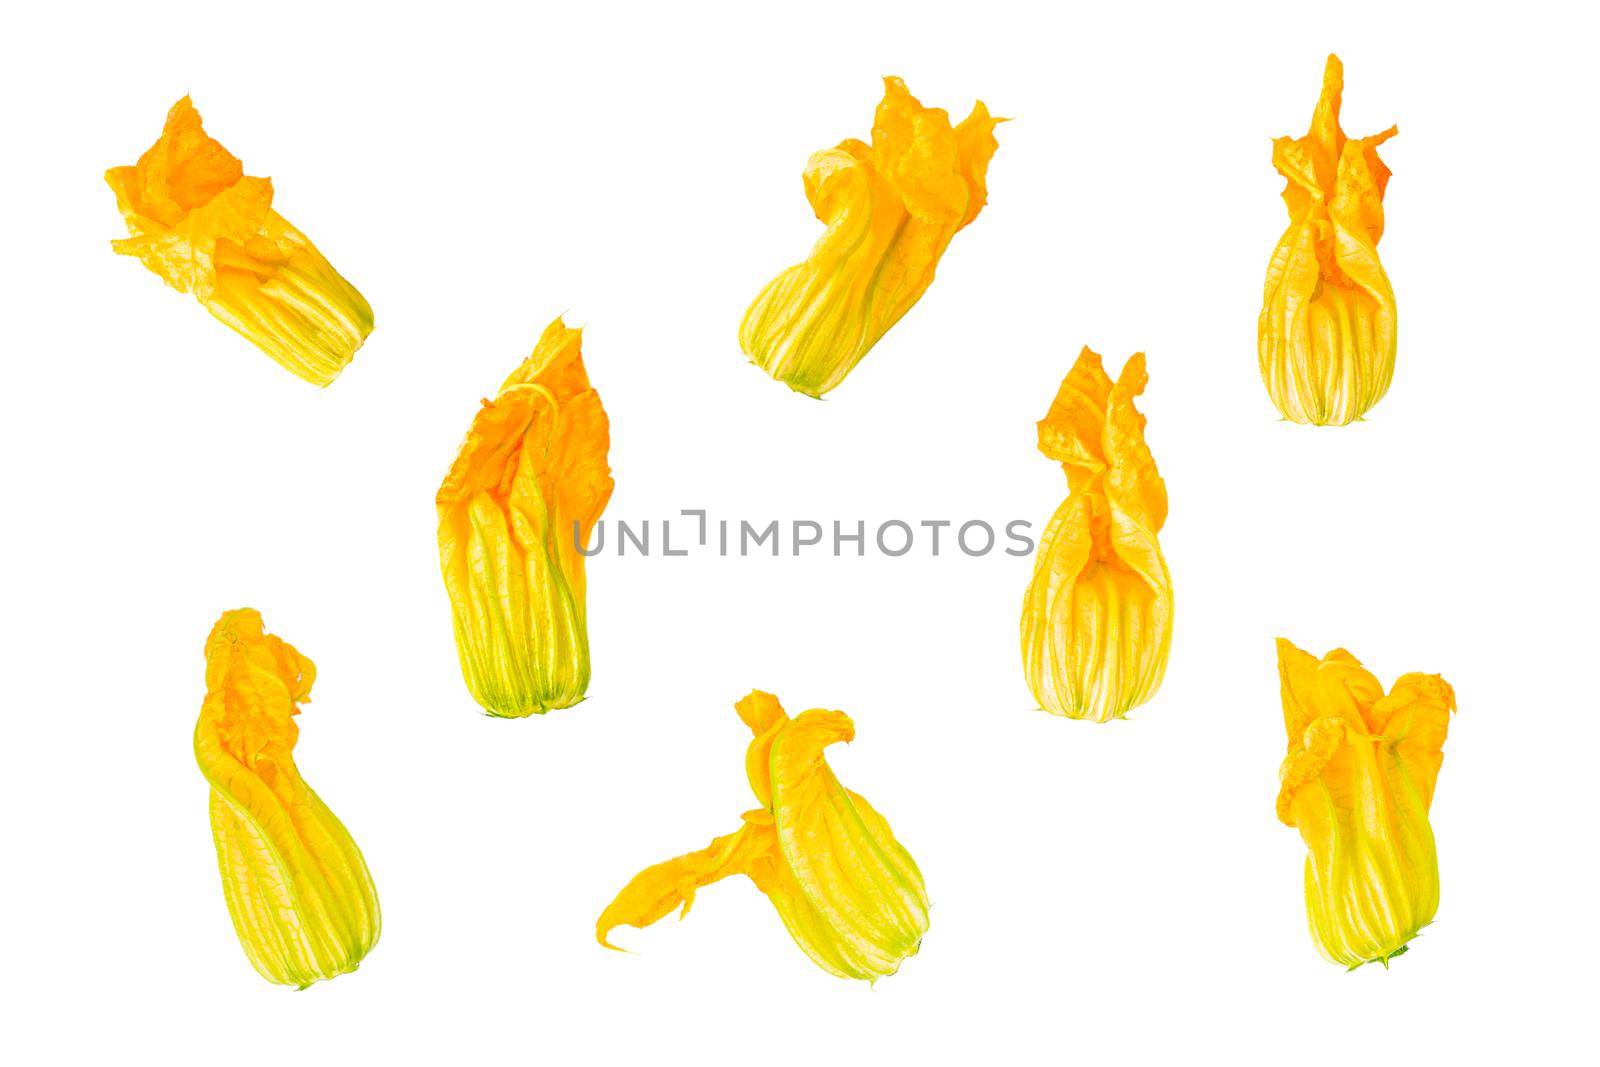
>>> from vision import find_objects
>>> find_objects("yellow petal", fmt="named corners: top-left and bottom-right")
top-left (1036, 346), bottom-right (1112, 495)
top-left (739, 76), bottom-right (1001, 397)
top-left (107, 98), bottom-right (374, 386)
top-left (1367, 673), bottom-right (1457, 813)
top-left (596, 814), bottom-right (778, 950)
top-left (597, 691), bottom-right (929, 981)
top-left (1022, 349), bottom-right (1172, 721)
top-left (1274, 639), bottom-right (1455, 968)
top-left (1259, 55), bottom-right (1398, 425)
top-left (737, 689), bottom-right (788, 808)
top-left (436, 318), bottom-right (614, 717)
top-left (766, 708), bottom-right (929, 979)
top-left (195, 609), bottom-right (380, 987)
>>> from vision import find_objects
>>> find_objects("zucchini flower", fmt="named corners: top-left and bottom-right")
top-left (1259, 55), bottom-right (1398, 425)
top-left (1275, 639), bottom-right (1456, 968)
top-left (739, 76), bottom-right (1001, 397)
top-left (597, 691), bottom-right (929, 982)
top-left (1020, 348), bottom-right (1172, 721)
top-left (436, 317), bottom-right (614, 717)
top-left (107, 97), bottom-right (373, 386)
top-left (195, 609), bottom-right (380, 987)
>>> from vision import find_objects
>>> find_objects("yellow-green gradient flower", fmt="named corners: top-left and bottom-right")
top-left (1259, 55), bottom-right (1398, 425)
top-left (107, 97), bottom-right (374, 386)
top-left (597, 691), bottom-right (928, 981)
top-left (1275, 639), bottom-right (1456, 968)
top-left (1021, 348), bottom-right (1172, 721)
top-left (739, 76), bottom-right (1001, 397)
top-left (195, 609), bottom-right (380, 987)
top-left (436, 318), bottom-right (614, 718)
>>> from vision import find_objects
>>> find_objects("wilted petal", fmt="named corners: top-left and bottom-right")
top-left (1259, 55), bottom-right (1398, 425)
top-left (739, 77), bottom-right (1001, 397)
top-left (1021, 349), bottom-right (1172, 721)
top-left (596, 815), bottom-right (779, 949)
top-left (107, 98), bottom-right (373, 386)
top-left (436, 318), bottom-right (614, 717)
top-left (1274, 639), bottom-right (1456, 968)
top-left (195, 609), bottom-right (380, 987)
top-left (597, 691), bottom-right (928, 981)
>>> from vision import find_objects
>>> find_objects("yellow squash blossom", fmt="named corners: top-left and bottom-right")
top-left (107, 97), bottom-right (373, 386)
top-left (597, 691), bottom-right (929, 981)
top-left (436, 317), bottom-right (613, 717)
top-left (1021, 348), bottom-right (1172, 721)
top-left (195, 609), bottom-right (380, 987)
top-left (1275, 639), bottom-right (1456, 968)
top-left (1259, 55), bottom-right (1398, 425)
top-left (739, 76), bottom-right (1001, 397)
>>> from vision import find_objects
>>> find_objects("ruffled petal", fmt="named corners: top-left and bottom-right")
top-left (107, 97), bottom-right (244, 227)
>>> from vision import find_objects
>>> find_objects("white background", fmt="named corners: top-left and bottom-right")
top-left (3, 1), bottom-right (1596, 1062)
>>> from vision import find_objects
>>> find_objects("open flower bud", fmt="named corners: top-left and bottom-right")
top-left (107, 98), bottom-right (373, 386)
top-left (436, 318), bottom-right (613, 717)
top-left (1259, 55), bottom-right (1398, 425)
top-left (598, 691), bottom-right (929, 981)
top-left (739, 76), bottom-right (1001, 397)
top-left (195, 609), bottom-right (380, 987)
top-left (1275, 638), bottom-right (1456, 968)
top-left (1021, 348), bottom-right (1172, 721)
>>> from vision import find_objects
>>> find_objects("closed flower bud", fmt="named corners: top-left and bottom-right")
top-left (195, 609), bottom-right (380, 987)
top-left (598, 691), bottom-right (929, 982)
top-left (1259, 55), bottom-right (1398, 425)
top-left (107, 98), bottom-right (373, 386)
top-left (436, 318), bottom-right (614, 717)
top-left (740, 76), bottom-right (1001, 397)
top-left (1021, 348), bottom-right (1172, 721)
top-left (1275, 639), bottom-right (1456, 968)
